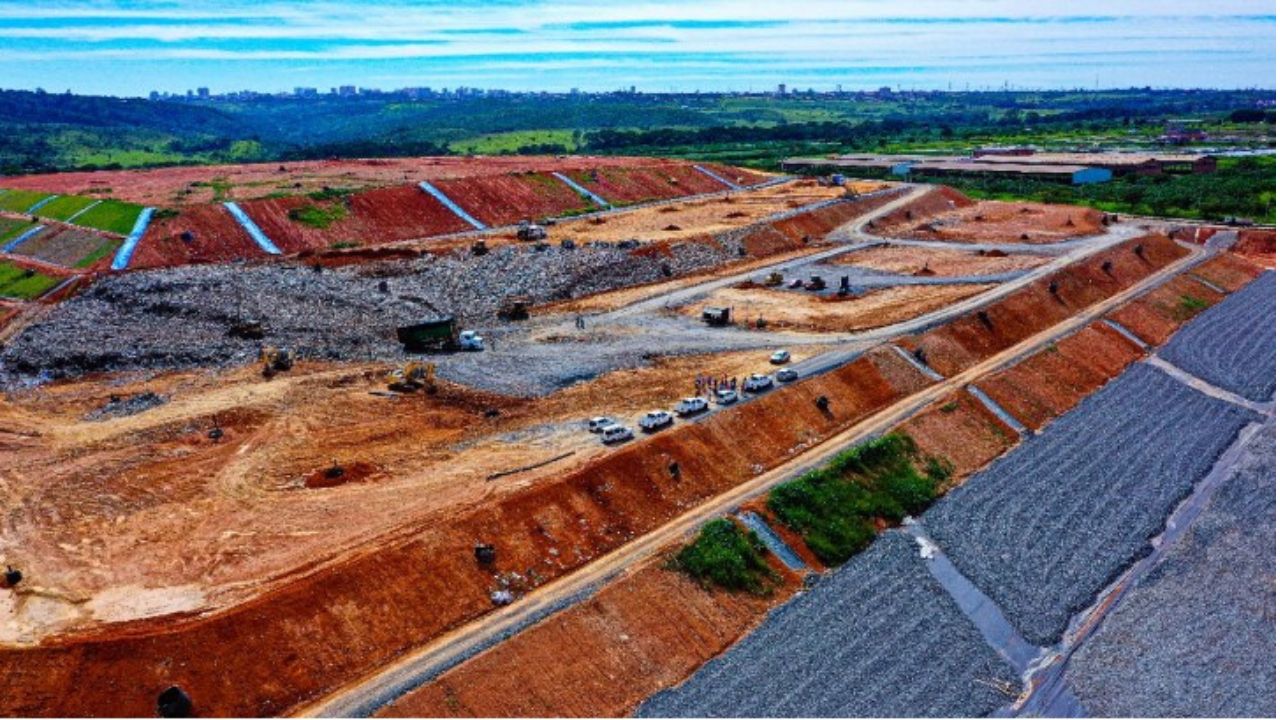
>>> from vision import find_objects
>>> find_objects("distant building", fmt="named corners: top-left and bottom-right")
top-left (972, 146), bottom-right (1036, 158)
top-left (293, 87), bottom-right (319, 98)
top-left (910, 160), bottom-right (1112, 185)
top-left (197, 87), bottom-right (210, 98)
top-left (338, 85), bottom-right (358, 96)
top-left (776, 83), bottom-right (786, 96)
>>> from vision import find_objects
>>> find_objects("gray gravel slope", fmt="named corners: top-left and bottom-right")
top-left (1160, 271), bottom-right (1276, 401)
top-left (1066, 420), bottom-right (1276, 717)
top-left (636, 533), bottom-right (1018, 718)
top-left (922, 363), bottom-right (1258, 646)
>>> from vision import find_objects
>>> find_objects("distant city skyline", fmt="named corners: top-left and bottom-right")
top-left (0, 1), bottom-right (1275, 97)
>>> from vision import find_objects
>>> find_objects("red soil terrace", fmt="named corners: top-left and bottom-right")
top-left (433, 173), bottom-right (593, 227)
top-left (0, 156), bottom-right (767, 208)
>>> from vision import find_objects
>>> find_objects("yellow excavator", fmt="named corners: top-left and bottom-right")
top-left (385, 361), bottom-right (437, 394)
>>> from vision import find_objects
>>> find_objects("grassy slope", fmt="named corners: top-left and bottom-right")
top-left (71, 200), bottom-right (145, 235)
top-left (0, 261), bottom-right (60, 299)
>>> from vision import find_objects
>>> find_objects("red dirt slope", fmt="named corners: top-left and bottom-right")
top-left (130, 206), bottom-right (264, 268)
top-left (974, 322), bottom-right (1144, 431)
top-left (237, 185), bottom-right (471, 254)
top-left (433, 173), bottom-right (593, 227)
top-left (898, 235), bottom-right (1187, 377)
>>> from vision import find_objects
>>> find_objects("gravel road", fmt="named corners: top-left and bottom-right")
top-left (1065, 419), bottom-right (1276, 717)
top-left (921, 363), bottom-right (1258, 646)
top-left (1159, 271), bottom-right (1276, 402)
top-left (636, 533), bottom-right (1019, 717)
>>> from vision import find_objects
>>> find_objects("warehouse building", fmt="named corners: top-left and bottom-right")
top-left (908, 161), bottom-right (1113, 185)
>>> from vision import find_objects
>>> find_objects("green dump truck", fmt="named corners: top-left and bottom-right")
top-left (396, 317), bottom-right (484, 352)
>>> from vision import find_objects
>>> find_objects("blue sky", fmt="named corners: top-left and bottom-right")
top-left (0, 1), bottom-right (1274, 96)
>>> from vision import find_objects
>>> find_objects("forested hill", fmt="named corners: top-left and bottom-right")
top-left (0, 87), bottom-right (1272, 177)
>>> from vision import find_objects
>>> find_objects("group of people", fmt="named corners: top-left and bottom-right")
top-left (694, 374), bottom-right (738, 397)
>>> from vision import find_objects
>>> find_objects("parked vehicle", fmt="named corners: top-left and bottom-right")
top-left (715, 389), bottom-right (739, 405)
top-left (701, 306), bottom-right (732, 326)
top-left (743, 373), bottom-right (774, 392)
top-left (639, 410), bottom-right (675, 431)
top-left (397, 318), bottom-right (484, 352)
top-left (770, 349), bottom-right (791, 364)
top-left (675, 396), bottom-right (709, 416)
top-left (776, 368), bottom-right (799, 382)
top-left (600, 424), bottom-right (634, 444)
top-left (587, 416), bottom-right (616, 433)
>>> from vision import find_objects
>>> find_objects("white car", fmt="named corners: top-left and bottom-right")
top-left (715, 389), bottom-right (739, 405)
top-left (776, 368), bottom-right (799, 382)
top-left (638, 410), bottom-right (675, 431)
top-left (459, 330), bottom-right (485, 351)
top-left (675, 397), bottom-right (709, 416)
top-left (600, 424), bottom-right (634, 444)
top-left (770, 349), bottom-right (791, 365)
top-left (743, 373), bottom-right (774, 392)
top-left (587, 416), bottom-right (616, 433)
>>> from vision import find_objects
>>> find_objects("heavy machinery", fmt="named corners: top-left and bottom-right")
top-left (805, 274), bottom-right (827, 291)
top-left (516, 220), bottom-right (548, 242)
top-left (258, 346), bottom-right (294, 378)
top-left (701, 306), bottom-right (732, 326)
top-left (764, 271), bottom-right (784, 287)
top-left (385, 361), bottom-right (437, 393)
top-left (396, 317), bottom-right (484, 352)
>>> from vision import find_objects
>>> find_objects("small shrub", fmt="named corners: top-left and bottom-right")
top-left (1175, 293), bottom-right (1210, 319)
top-left (673, 518), bottom-right (779, 595)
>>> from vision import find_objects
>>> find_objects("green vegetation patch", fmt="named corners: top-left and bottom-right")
top-left (31, 194), bottom-right (98, 221)
top-left (0, 261), bottom-right (60, 299)
top-left (72, 200), bottom-right (146, 235)
top-left (1175, 294), bottom-right (1211, 320)
top-left (0, 217), bottom-right (35, 243)
top-left (767, 434), bottom-right (950, 566)
top-left (673, 518), bottom-right (780, 595)
top-left (288, 201), bottom-right (348, 229)
top-left (0, 189), bottom-right (52, 214)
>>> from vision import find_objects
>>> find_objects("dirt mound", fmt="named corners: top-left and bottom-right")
top-left (1234, 229), bottom-right (1275, 265)
top-left (869, 187), bottom-right (1104, 244)
top-left (898, 235), bottom-right (1187, 376)
top-left (974, 322), bottom-right (1144, 431)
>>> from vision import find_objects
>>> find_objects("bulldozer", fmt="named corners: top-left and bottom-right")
top-left (385, 361), bottom-right (437, 393)
top-left (516, 220), bottom-right (548, 242)
top-left (498, 295), bottom-right (532, 321)
top-left (259, 346), bottom-right (294, 378)
top-left (764, 271), bottom-right (784, 287)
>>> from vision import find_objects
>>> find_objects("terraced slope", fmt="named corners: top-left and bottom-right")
top-left (923, 364), bottom-right (1258, 646)
top-left (637, 534), bottom-right (1018, 718)
top-left (1159, 272), bottom-right (1276, 401)
top-left (1066, 420), bottom-right (1276, 717)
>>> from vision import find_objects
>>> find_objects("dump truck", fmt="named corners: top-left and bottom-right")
top-left (396, 318), bottom-right (484, 352)
top-left (701, 306), bottom-right (732, 326)
top-left (516, 220), bottom-right (548, 241)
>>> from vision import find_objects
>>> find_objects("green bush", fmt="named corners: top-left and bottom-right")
top-left (767, 433), bottom-right (948, 566)
top-left (288, 202), bottom-right (347, 229)
top-left (674, 518), bottom-right (779, 595)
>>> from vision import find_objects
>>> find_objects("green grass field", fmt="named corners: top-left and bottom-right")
top-left (449, 129), bottom-right (579, 155)
top-left (70, 200), bottom-right (146, 235)
top-left (31, 194), bottom-right (99, 222)
top-left (0, 189), bottom-right (52, 214)
top-left (0, 217), bottom-right (36, 244)
top-left (0, 261), bottom-right (60, 299)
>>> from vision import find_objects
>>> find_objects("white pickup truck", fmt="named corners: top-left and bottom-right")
top-left (674, 397), bottom-right (709, 416)
top-left (743, 373), bottom-right (774, 393)
top-left (639, 410), bottom-right (675, 431)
